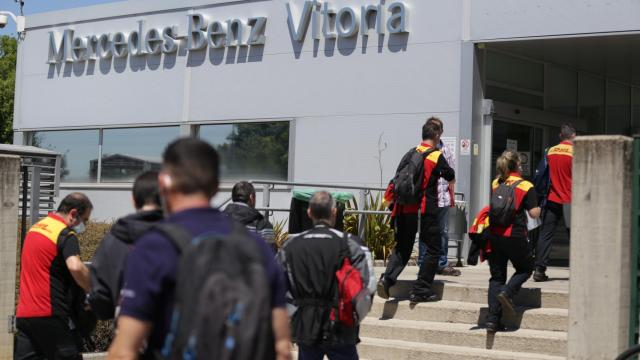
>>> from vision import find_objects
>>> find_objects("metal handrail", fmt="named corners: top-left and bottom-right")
top-left (245, 179), bottom-right (468, 266)
top-left (250, 180), bottom-right (387, 192)
top-left (616, 344), bottom-right (640, 360)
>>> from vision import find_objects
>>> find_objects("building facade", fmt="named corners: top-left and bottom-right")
top-left (13, 0), bottom-right (640, 261)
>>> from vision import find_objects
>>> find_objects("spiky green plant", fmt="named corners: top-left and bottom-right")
top-left (272, 218), bottom-right (289, 249)
top-left (343, 193), bottom-right (395, 260)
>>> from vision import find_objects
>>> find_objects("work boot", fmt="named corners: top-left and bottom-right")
top-left (409, 290), bottom-right (438, 304)
top-left (437, 265), bottom-right (461, 276)
top-left (497, 291), bottom-right (517, 318)
top-left (485, 320), bottom-right (505, 333)
top-left (376, 275), bottom-right (391, 299)
top-left (533, 270), bottom-right (549, 282)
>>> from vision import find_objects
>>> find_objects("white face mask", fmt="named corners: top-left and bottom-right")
top-left (73, 221), bottom-right (86, 234)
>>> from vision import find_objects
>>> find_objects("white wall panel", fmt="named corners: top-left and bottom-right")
top-left (293, 112), bottom-right (460, 188)
top-left (18, 0), bottom-right (463, 129)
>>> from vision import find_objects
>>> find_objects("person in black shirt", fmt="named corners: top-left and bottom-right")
top-left (223, 181), bottom-right (276, 250)
top-left (88, 171), bottom-right (164, 320)
top-left (378, 121), bottom-right (455, 303)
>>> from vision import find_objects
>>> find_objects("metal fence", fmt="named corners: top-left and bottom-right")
top-left (242, 180), bottom-right (468, 266)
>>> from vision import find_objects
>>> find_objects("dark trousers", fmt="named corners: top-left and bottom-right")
top-left (14, 317), bottom-right (82, 360)
top-left (487, 236), bottom-right (534, 323)
top-left (383, 212), bottom-right (441, 296)
top-left (418, 207), bottom-right (450, 269)
top-left (298, 344), bottom-right (359, 360)
top-left (536, 201), bottom-right (570, 272)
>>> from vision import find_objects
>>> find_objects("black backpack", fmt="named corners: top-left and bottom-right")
top-left (532, 148), bottom-right (551, 207)
top-left (155, 221), bottom-right (274, 360)
top-left (392, 147), bottom-right (436, 205)
top-left (489, 180), bottom-right (524, 227)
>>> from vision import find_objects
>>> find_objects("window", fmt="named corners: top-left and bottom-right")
top-left (32, 130), bottom-right (99, 183)
top-left (579, 74), bottom-right (605, 134)
top-left (486, 51), bottom-right (544, 91)
top-left (547, 66), bottom-right (577, 116)
top-left (486, 85), bottom-right (543, 110)
top-left (100, 127), bottom-right (179, 182)
top-left (485, 51), bottom-right (544, 109)
top-left (198, 122), bottom-right (290, 181)
top-left (606, 81), bottom-right (631, 135)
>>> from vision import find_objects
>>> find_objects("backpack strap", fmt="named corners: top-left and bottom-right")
top-left (510, 179), bottom-right (525, 189)
top-left (154, 223), bottom-right (192, 254)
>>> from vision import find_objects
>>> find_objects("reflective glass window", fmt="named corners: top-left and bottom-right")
top-left (486, 51), bottom-right (544, 92)
top-left (486, 85), bottom-right (543, 110)
top-left (579, 74), bottom-right (605, 134)
top-left (101, 127), bottom-right (179, 182)
top-left (199, 122), bottom-right (290, 181)
top-left (547, 66), bottom-right (577, 116)
top-left (606, 81), bottom-right (631, 135)
top-left (32, 130), bottom-right (99, 183)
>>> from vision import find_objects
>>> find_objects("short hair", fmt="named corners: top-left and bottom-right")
top-left (232, 181), bottom-right (255, 204)
top-left (422, 121), bottom-right (441, 141)
top-left (162, 137), bottom-right (220, 198)
top-left (559, 123), bottom-right (576, 140)
top-left (132, 171), bottom-right (161, 210)
top-left (426, 117), bottom-right (443, 133)
top-left (308, 191), bottom-right (335, 222)
top-left (57, 192), bottom-right (93, 216)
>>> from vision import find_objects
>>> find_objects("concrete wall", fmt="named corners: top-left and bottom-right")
top-left (0, 156), bottom-right (21, 358)
top-left (568, 135), bottom-right (634, 359)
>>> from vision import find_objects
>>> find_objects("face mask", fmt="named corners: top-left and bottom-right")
top-left (73, 221), bottom-right (86, 234)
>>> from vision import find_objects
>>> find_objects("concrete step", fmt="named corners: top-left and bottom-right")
top-left (357, 337), bottom-right (566, 360)
top-left (371, 298), bottom-right (568, 332)
top-left (360, 317), bottom-right (567, 356)
top-left (387, 279), bottom-right (569, 309)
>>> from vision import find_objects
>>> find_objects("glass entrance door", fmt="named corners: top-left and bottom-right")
top-left (491, 118), bottom-right (569, 267)
top-left (491, 119), bottom-right (544, 182)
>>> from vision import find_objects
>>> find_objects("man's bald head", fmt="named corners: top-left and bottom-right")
top-left (307, 191), bottom-right (337, 226)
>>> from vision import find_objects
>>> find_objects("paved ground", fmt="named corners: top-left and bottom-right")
top-left (374, 263), bottom-right (570, 294)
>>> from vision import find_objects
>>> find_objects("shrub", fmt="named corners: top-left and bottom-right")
top-left (272, 218), bottom-right (289, 249)
top-left (343, 193), bottom-right (396, 260)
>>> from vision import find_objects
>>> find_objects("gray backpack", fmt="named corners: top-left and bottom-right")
top-left (155, 221), bottom-right (274, 360)
top-left (490, 180), bottom-right (524, 227)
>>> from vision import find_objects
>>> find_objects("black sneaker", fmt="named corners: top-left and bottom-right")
top-left (409, 291), bottom-right (438, 304)
top-left (533, 270), bottom-right (549, 282)
top-left (497, 291), bottom-right (517, 317)
top-left (485, 321), bottom-right (505, 333)
top-left (377, 276), bottom-right (391, 299)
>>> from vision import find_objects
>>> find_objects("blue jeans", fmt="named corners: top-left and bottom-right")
top-left (418, 207), bottom-right (449, 269)
top-left (298, 344), bottom-right (359, 360)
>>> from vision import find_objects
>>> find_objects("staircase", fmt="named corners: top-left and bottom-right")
top-left (357, 265), bottom-right (569, 360)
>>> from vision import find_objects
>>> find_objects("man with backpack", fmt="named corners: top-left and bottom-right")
top-left (417, 117), bottom-right (461, 276)
top-left (533, 124), bottom-right (575, 282)
top-left (378, 121), bottom-right (455, 303)
top-left (88, 170), bottom-right (164, 320)
top-left (277, 191), bottom-right (375, 360)
top-left (223, 181), bottom-right (276, 250)
top-left (108, 138), bottom-right (291, 360)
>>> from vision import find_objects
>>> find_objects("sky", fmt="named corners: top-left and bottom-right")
top-left (0, 0), bottom-right (123, 36)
